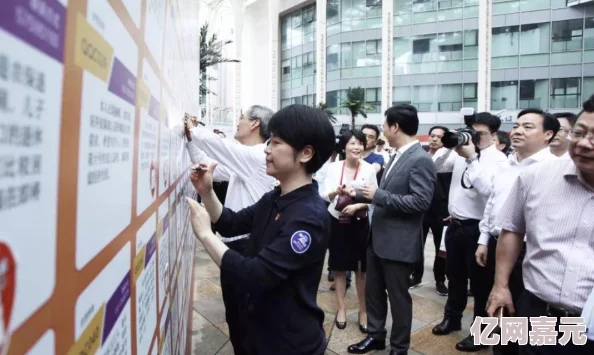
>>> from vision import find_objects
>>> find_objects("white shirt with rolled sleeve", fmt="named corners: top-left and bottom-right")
top-left (496, 158), bottom-right (594, 313)
top-left (439, 144), bottom-right (507, 220)
top-left (477, 148), bottom-right (556, 246)
top-left (186, 127), bottom-right (276, 242)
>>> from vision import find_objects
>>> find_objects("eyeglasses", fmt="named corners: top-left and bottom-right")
top-left (558, 127), bottom-right (571, 137)
top-left (569, 130), bottom-right (594, 144)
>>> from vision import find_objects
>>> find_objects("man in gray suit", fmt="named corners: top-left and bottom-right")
top-left (347, 104), bottom-right (436, 355)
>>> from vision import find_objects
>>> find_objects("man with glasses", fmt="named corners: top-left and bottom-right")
top-left (410, 126), bottom-right (451, 296)
top-left (487, 96), bottom-right (594, 355)
top-left (549, 112), bottom-right (578, 159)
top-left (475, 109), bottom-right (559, 355)
top-left (361, 124), bottom-right (386, 182)
top-left (432, 113), bottom-right (507, 352)
top-left (184, 105), bottom-right (276, 354)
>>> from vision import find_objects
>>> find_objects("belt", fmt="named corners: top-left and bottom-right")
top-left (526, 290), bottom-right (581, 318)
top-left (451, 218), bottom-right (480, 226)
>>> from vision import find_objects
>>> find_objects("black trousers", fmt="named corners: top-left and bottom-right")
top-left (444, 220), bottom-right (491, 321)
top-left (412, 215), bottom-right (446, 283)
top-left (220, 238), bottom-right (251, 355)
top-left (487, 235), bottom-right (526, 355)
top-left (517, 290), bottom-right (594, 355)
top-left (366, 244), bottom-right (413, 353)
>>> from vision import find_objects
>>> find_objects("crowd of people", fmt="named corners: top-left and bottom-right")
top-left (180, 96), bottom-right (594, 355)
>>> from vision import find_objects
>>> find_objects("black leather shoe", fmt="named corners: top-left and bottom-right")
top-left (455, 334), bottom-right (486, 352)
top-left (436, 282), bottom-right (448, 296)
top-left (432, 318), bottom-right (461, 335)
top-left (335, 318), bottom-right (346, 330)
top-left (347, 336), bottom-right (386, 354)
top-left (358, 312), bottom-right (367, 333)
top-left (335, 310), bottom-right (347, 330)
top-left (408, 274), bottom-right (422, 289)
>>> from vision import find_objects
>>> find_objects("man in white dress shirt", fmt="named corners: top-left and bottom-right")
top-left (487, 95), bottom-right (594, 355)
top-left (475, 109), bottom-right (559, 355)
top-left (183, 105), bottom-right (276, 355)
top-left (549, 112), bottom-right (577, 159)
top-left (432, 113), bottom-right (507, 352)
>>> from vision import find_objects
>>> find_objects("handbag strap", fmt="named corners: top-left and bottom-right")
top-left (339, 160), bottom-right (360, 186)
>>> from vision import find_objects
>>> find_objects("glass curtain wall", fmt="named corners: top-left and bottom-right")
top-left (280, 4), bottom-right (317, 108)
top-left (392, 0), bottom-right (479, 112)
top-left (326, 0), bottom-right (383, 114)
top-left (489, 5), bottom-right (593, 110)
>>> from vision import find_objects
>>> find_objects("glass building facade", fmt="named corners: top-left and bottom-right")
top-left (326, 0), bottom-right (383, 114)
top-left (280, 4), bottom-right (317, 109)
top-left (278, 0), bottom-right (594, 123)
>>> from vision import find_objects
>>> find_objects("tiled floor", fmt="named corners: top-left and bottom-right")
top-left (191, 234), bottom-right (491, 355)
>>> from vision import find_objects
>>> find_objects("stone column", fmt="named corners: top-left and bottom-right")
top-left (231, 0), bottom-right (245, 128)
top-left (477, 0), bottom-right (492, 112)
top-left (268, 0), bottom-right (280, 111)
top-left (316, 0), bottom-right (327, 106)
top-left (382, 0), bottom-right (394, 113)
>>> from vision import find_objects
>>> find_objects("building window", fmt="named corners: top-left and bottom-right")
top-left (282, 60), bottom-right (291, 81)
top-left (463, 83), bottom-right (478, 109)
top-left (438, 84), bottom-right (462, 111)
top-left (413, 85), bottom-right (436, 112)
top-left (281, 5), bottom-right (316, 49)
top-left (520, 23), bottom-right (550, 54)
top-left (327, 45), bottom-right (340, 71)
top-left (551, 78), bottom-right (581, 108)
top-left (552, 19), bottom-right (583, 52)
top-left (491, 81), bottom-right (518, 110)
top-left (492, 26), bottom-right (520, 57)
top-left (291, 56), bottom-right (303, 78)
top-left (365, 88), bottom-right (381, 113)
top-left (327, 90), bottom-right (340, 109)
top-left (438, 0), bottom-right (463, 9)
top-left (303, 52), bottom-right (315, 76)
top-left (327, 0), bottom-right (383, 32)
top-left (464, 30), bottom-right (478, 59)
top-left (413, 0), bottom-right (437, 12)
top-left (393, 86), bottom-right (412, 106)
top-left (519, 79), bottom-right (549, 109)
top-left (585, 17), bottom-right (594, 50)
top-left (437, 32), bottom-right (463, 61)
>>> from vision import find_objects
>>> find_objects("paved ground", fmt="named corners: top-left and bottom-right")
top-left (191, 233), bottom-right (491, 355)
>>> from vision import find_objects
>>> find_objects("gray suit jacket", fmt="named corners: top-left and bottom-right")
top-left (356, 143), bottom-right (436, 263)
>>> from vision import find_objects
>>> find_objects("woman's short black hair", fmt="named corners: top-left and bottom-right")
top-left (267, 105), bottom-right (336, 174)
top-left (338, 129), bottom-right (367, 153)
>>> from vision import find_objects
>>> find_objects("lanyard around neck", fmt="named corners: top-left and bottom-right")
top-left (340, 160), bottom-right (360, 186)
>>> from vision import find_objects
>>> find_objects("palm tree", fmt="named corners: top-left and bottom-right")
top-left (199, 23), bottom-right (240, 98)
top-left (340, 87), bottom-right (374, 129)
top-left (317, 102), bottom-right (337, 124)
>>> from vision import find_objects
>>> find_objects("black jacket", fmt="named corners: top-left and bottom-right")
top-left (217, 184), bottom-right (329, 355)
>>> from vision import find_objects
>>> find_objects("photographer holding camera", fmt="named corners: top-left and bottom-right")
top-left (431, 110), bottom-right (507, 352)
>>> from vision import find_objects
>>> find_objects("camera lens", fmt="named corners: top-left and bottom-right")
top-left (441, 132), bottom-right (459, 149)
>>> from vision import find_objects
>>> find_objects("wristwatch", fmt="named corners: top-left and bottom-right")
top-left (465, 154), bottom-right (478, 165)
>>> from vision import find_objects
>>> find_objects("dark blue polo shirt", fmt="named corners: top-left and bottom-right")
top-left (364, 152), bottom-right (385, 184)
top-left (216, 183), bottom-right (330, 355)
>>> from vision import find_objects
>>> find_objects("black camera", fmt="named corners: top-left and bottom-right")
top-left (441, 108), bottom-right (480, 149)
